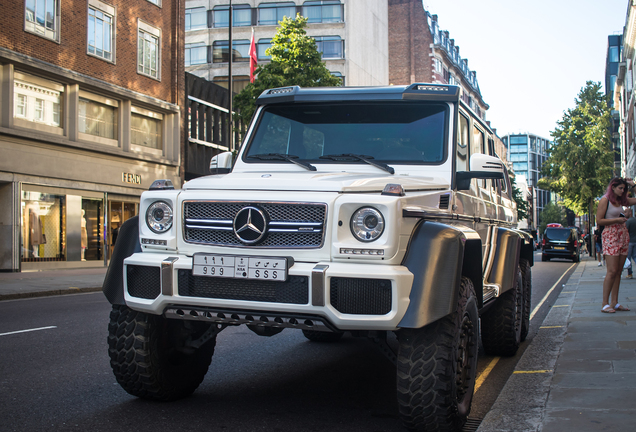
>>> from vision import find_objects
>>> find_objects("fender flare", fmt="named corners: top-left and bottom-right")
top-left (102, 216), bottom-right (141, 305)
top-left (398, 220), bottom-right (482, 328)
top-left (485, 227), bottom-right (523, 294)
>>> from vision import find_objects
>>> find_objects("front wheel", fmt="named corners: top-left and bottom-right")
top-left (397, 277), bottom-right (479, 432)
top-left (107, 305), bottom-right (216, 401)
top-left (519, 259), bottom-right (532, 342)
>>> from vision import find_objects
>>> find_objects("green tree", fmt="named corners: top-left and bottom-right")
top-left (510, 174), bottom-right (530, 221)
top-left (538, 81), bottom-right (613, 219)
top-left (538, 202), bottom-right (567, 235)
top-left (233, 15), bottom-right (341, 124)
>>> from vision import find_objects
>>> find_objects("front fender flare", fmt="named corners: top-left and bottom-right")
top-left (102, 216), bottom-right (141, 305)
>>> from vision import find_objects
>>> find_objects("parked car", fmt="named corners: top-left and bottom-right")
top-left (542, 227), bottom-right (580, 262)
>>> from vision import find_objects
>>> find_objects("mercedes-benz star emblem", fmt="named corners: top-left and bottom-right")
top-left (233, 206), bottom-right (268, 244)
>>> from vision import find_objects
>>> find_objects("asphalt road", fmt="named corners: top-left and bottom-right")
top-left (0, 252), bottom-right (575, 432)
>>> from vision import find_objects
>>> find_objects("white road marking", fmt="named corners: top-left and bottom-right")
top-left (530, 263), bottom-right (577, 320)
top-left (0, 326), bottom-right (57, 337)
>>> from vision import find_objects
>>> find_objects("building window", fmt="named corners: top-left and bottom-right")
top-left (25, 0), bottom-right (60, 42)
top-left (78, 93), bottom-right (118, 140)
top-left (213, 4), bottom-right (251, 28)
top-left (213, 76), bottom-right (250, 94)
top-left (186, 43), bottom-right (207, 66)
top-left (258, 2), bottom-right (295, 25)
top-left (13, 73), bottom-right (63, 128)
top-left (314, 36), bottom-right (343, 59)
top-left (257, 38), bottom-right (272, 60)
top-left (186, 7), bottom-right (207, 31)
top-left (137, 21), bottom-right (161, 80)
top-left (433, 57), bottom-right (443, 74)
top-left (213, 40), bottom-right (250, 63)
top-left (87, 1), bottom-right (115, 62)
top-left (303, 1), bottom-right (342, 23)
top-left (509, 136), bottom-right (527, 144)
top-left (145, 0), bottom-right (161, 6)
top-left (330, 71), bottom-right (344, 86)
top-left (513, 162), bottom-right (528, 172)
top-left (131, 108), bottom-right (162, 150)
top-left (609, 46), bottom-right (619, 63)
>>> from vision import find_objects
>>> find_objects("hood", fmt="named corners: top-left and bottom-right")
top-left (183, 171), bottom-right (449, 193)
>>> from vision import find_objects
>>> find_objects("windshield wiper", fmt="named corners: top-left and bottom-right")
top-left (319, 154), bottom-right (395, 175)
top-left (247, 153), bottom-right (316, 171)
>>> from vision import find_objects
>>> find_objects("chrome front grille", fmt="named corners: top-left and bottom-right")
top-left (183, 201), bottom-right (327, 248)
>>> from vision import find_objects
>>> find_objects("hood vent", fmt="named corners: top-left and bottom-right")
top-left (439, 194), bottom-right (450, 210)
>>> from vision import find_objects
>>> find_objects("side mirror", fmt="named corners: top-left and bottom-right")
top-left (209, 151), bottom-right (233, 174)
top-left (456, 153), bottom-right (505, 190)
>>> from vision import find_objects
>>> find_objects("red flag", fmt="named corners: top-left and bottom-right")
top-left (249, 28), bottom-right (257, 83)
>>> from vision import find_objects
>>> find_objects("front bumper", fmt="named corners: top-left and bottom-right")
top-left (123, 252), bottom-right (414, 331)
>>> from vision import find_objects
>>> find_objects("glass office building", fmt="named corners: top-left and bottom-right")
top-left (502, 133), bottom-right (552, 224)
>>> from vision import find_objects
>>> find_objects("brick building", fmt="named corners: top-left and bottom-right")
top-left (0, 0), bottom-right (184, 271)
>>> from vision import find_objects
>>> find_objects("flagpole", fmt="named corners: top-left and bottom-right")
top-left (228, 0), bottom-right (233, 151)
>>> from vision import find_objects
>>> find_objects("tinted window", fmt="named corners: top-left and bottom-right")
top-left (246, 103), bottom-right (447, 164)
top-left (545, 228), bottom-right (572, 241)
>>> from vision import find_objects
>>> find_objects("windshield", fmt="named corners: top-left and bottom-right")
top-left (545, 228), bottom-right (572, 241)
top-left (244, 102), bottom-right (447, 164)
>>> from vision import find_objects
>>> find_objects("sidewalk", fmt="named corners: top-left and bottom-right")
top-left (478, 255), bottom-right (636, 432)
top-left (0, 267), bottom-right (106, 301)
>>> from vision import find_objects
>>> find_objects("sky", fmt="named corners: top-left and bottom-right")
top-left (423, 0), bottom-right (628, 139)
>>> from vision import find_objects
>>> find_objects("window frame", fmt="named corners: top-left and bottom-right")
top-left (213, 4), bottom-right (252, 28)
top-left (130, 105), bottom-right (164, 156)
top-left (185, 42), bottom-right (208, 66)
top-left (13, 71), bottom-right (64, 134)
top-left (185, 7), bottom-right (207, 31)
top-left (302, 0), bottom-right (343, 24)
top-left (313, 35), bottom-right (343, 59)
top-left (137, 20), bottom-right (161, 81)
top-left (87, 0), bottom-right (116, 63)
top-left (24, 0), bottom-right (61, 43)
top-left (77, 90), bottom-right (119, 146)
top-left (213, 39), bottom-right (251, 63)
top-left (258, 2), bottom-right (296, 26)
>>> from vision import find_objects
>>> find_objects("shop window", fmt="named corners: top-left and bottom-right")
top-left (21, 191), bottom-right (66, 262)
top-left (78, 92), bottom-right (118, 140)
top-left (302, 1), bottom-right (342, 23)
top-left (87, 1), bottom-right (115, 62)
top-left (138, 20), bottom-right (161, 80)
top-left (108, 201), bottom-right (138, 256)
top-left (131, 107), bottom-right (163, 150)
top-left (13, 72), bottom-right (63, 129)
top-left (258, 2), bottom-right (295, 25)
top-left (25, 0), bottom-right (60, 42)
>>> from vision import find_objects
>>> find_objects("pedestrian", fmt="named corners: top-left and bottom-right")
top-left (596, 177), bottom-right (634, 313)
top-left (594, 227), bottom-right (604, 266)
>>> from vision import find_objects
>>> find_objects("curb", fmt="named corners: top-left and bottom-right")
top-left (0, 286), bottom-right (103, 301)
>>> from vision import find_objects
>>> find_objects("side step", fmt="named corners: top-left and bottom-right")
top-left (483, 283), bottom-right (500, 303)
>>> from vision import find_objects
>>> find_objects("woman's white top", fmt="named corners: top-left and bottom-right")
top-left (606, 200), bottom-right (624, 219)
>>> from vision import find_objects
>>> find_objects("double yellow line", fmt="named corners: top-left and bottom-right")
top-left (473, 263), bottom-right (576, 392)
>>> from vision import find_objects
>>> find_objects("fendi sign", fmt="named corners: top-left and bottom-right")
top-left (122, 172), bottom-right (142, 185)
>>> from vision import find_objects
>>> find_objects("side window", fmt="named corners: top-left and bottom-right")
top-left (472, 125), bottom-right (485, 187)
top-left (456, 113), bottom-right (469, 172)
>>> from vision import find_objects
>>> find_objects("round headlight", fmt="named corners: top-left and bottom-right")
top-left (350, 207), bottom-right (385, 242)
top-left (146, 201), bottom-right (173, 233)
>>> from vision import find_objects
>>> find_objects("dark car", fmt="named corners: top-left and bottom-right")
top-left (542, 227), bottom-right (580, 262)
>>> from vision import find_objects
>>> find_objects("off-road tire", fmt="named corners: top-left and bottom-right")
top-left (396, 277), bottom-right (479, 432)
top-left (519, 259), bottom-right (532, 342)
top-left (481, 268), bottom-right (523, 356)
top-left (107, 305), bottom-right (216, 401)
top-left (302, 329), bottom-right (344, 342)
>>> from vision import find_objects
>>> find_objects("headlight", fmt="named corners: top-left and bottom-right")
top-left (350, 207), bottom-right (384, 242)
top-left (146, 201), bottom-right (173, 233)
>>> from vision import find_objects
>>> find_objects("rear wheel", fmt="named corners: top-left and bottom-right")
top-left (519, 259), bottom-right (532, 342)
top-left (107, 305), bottom-right (216, 401)
top-left (397, 277), bottom-right (478, 432)
top-left (481, 268), bottom-right (523, 356)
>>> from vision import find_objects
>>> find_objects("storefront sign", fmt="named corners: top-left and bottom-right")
top-left (122, 173), bottom-right (142, 185)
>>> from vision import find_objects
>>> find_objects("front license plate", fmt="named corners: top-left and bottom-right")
top-left (192, 254), bottom-right (288, 281)
top-left (554, 247), bottom-right (566, 250)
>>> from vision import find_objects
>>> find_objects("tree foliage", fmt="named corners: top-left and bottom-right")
top-left (510, 174), bottom-right (530, 221)
top-left (537, 81), bottom-right (614, 215)
top-left (538, 202), bottom-right (567, 235)
top-left (233, 15), bottom-right (342, 124)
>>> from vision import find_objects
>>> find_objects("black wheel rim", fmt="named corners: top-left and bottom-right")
top-left (456, 311), bottom-right (476, 408)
